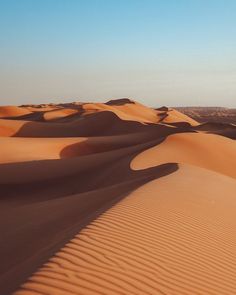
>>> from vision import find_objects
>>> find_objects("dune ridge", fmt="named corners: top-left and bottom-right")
top-left (16, 165), bottom-right (236, 295)
top-left (0, 99), bottom-right (236, 294)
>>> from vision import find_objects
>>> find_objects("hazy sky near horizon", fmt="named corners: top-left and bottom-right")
top-left (0, 0), bottom-right (236, 107)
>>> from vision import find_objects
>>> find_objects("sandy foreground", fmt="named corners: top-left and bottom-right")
top-left (1, 98), bottom-right (236, 294)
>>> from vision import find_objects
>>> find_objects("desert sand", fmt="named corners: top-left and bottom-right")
top-left (176, 106), bottom-right (236, 124)
top-left (1, 98), bottom-right (236, 294)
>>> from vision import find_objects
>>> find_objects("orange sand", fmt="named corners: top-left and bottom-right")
top-left (16, 165), bottom-right (236, 295)
top-left (0, 99), bottom-right (236, 295)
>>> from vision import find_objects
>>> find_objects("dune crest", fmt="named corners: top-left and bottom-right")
top-left (0, 98), bottom-right (236, 295)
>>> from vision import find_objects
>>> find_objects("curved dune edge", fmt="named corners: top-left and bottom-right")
top-left (15, 164), bottom-right (236, 295)
top-left (0, 132), bottom-right (165, 164)
top-left (0, 100), bottom-right (199, 130)
top-left (82, 101), bottom-right (159, 124)
top-left (1, 99), bottom-right (236, 295)
top-left (0, 137), bottom-right (86, 163)
top-left (131, 132), bottom-right (236, 179)
top-left (0, 111), bottom-right (179, 138)
top-left (0, 106), bottom-right (32, 118)
top-left (43, 109), bottom-right (79, 121)
top-left (161, 108), bottom-right (199, 126)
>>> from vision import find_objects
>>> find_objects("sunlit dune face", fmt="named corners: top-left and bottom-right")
top-left (82, 101), bottom-right (159, 124)
top-left (162, 109), bottom-right (199, 126)
top-left (0, 119), bottom-right (27, 137)
top-left (0, 106), bottom-right (32, 118)
top-left (0, 137), bottom-right (87, 164)
top-left (0, 134), bottom-right (152, 164)
top-left (131, 132), bottom-right (236, 179)
top-left (15, 164), bottom-right (236, 295)
top-left (1, 99), bottom-right (236, 295)
top-left (155, 108), bottom-right (199, 126)
top-left (43, 109), bottom-right (79, 121)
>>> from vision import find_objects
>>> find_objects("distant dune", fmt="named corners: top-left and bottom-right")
top-left (0, 99), bottom-right (236, 294)
top-left (175, 106), bottom-right (236, 124)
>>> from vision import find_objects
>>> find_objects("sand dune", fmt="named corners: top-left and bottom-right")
top-left (176, 106), bottom-right (236, 124)
top-left (0, 106), bottom-right (32, 118)
top-left (43, 108), bottom-right (79, 121)
top-left (15, 164), bottom-right (236, 295)
top-left (82, 100), bottom-right (159, 123)
top-left (131, 132), bottom-right (236, 178)
top-left (0, 99), bottom-right (236, 294)
top-left (159, 108), bottom-right (199, 126)
top-left (0, 132), bottom-right (163, 164)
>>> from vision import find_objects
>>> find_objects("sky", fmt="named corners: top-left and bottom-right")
top-left (0, 0), bottom-right (236, 107)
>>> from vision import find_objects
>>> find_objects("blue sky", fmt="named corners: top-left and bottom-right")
top-left (0, 0), bottom-right (236, 106)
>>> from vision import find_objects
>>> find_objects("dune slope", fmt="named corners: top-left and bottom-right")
top-left (16, 164), bottom-right (236, 295)
top-left (0, 99), bottom-right (236, 295)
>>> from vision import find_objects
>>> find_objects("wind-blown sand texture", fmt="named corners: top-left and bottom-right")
top-left (1, 98), bottom-right (236, 295)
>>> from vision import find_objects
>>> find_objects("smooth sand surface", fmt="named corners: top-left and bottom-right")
top-left (0, 106), bottom-right (32, 118)
top-left (0, 99), bottom-right (236, 294)
top-left (82, 101), bottom-right (159, 123)
top-left (131, 132), bottom-right (236, 178)
top-left (160, 108), bottom-right (199, 126)
top-left (43, 109), bottom-right (79, 121)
